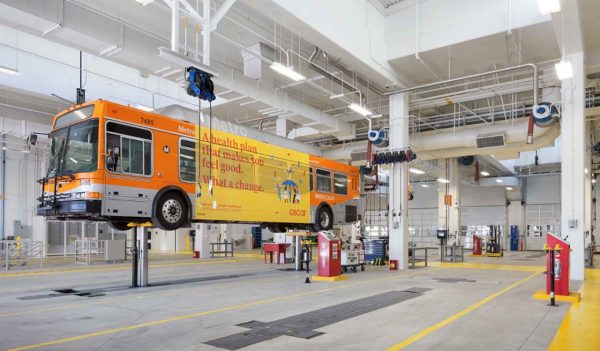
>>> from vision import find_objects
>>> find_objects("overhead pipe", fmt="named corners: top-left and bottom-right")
top-left (384, 63), bottom-right (539, 108)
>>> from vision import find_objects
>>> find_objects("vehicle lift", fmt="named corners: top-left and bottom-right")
top-left (129, 222), bottom-right (152, 287)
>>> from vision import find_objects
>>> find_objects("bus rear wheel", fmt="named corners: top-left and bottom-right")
top-left (311, 205), bottom-right (333, 232)
top-left (154, 192), bottom-right (188, 231)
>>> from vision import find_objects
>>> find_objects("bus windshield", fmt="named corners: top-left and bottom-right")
top-left (47, 119), bottom-right (99, 177)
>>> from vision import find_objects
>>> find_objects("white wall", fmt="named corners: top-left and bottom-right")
top-left (461, 186), bottom-right (507, 206)
top-left (525, 174), bottom-right (560, 204)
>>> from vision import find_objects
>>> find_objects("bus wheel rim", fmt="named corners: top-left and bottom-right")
top-left (162, 199), bottom-right (182, 223)
top-left (320, 211), bottom-right (329, 228)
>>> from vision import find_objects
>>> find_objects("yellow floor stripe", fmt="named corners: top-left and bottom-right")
top-left (6, 269), bottom-right (441, 351)
top-left (548, 269), bottom-right (600, 351)
top-left (428, 261), bottom-right (545, 272)
top-left (385, 271), bottom-right (540, 351)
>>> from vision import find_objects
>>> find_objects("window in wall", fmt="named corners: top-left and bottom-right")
top-left (179, 139), bottom-right (196, 182)
top-left (333, 173), bottom-right (348, 195)
top-left (316, 169), bottom-right (331, 192)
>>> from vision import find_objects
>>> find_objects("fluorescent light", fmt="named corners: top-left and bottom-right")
top-left (506, 187), bottom-right (513, 191)
top-left (593, 179), bottom-right (597, 184)
top-left (135, 104), bottom-right (154, 112)
top-left (1, 147), bottom-right (8, 150)
top-left (136, 0), bottom-right (155, 5)
top-left (420, 184), bottom-right (430, 188)
top-left (270, 62), bottom-right (306, 81)
top-left (371, 114), bottom-right (383, 118)
top-left (330, 93), bottom-right (345, 100)
top-left (555, 60), bottom-right (573, 80)
top-left (495, 178), bottom-right (504, 183)
top-left (43, 23), bottom-right (62, 36)
top-left (99, 45), bottom-right (122, 57)
top-left (536, 0), bottom-right (561, 15)
top-left (409, 168), bottom-right (425, 175)
top-left (157, 47), bottom-right (219, 77)
top-left (0, 66), bottom-right (19, 75)
top-left (437, 178), bottom-right (450, 184)
top-left (349, 103), bottom-right (373, 116)
top-left (480, 171), bottom-right (490, 176)
top-left (21, 149), bottom-right (30, 154)
top-left (585, 168), bottom-right (589, 174)
top-left (69, 157), bottom-right (78, 164)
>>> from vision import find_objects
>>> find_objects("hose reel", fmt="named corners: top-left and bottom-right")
top-left (532, 102), bottom-right (559, 128)
top-left (367, 129), bottom-right (389, 148)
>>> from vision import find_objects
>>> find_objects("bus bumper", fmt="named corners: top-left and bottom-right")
top-left (37, 200), bottom-right (102, 217)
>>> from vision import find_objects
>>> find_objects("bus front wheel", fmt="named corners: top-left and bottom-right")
top-left (311, 205), bottom-right (333, 232)
top-left (154, 192), bottom-right (188, 231)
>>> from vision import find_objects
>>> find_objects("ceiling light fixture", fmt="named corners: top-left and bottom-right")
top-left (585, 168), bottom-right (589, 174)
top-left (349, 103), bottom-right (373, 116)
top-left (135, 104), bottom-right (154, 112)
top-left (0, 66), bottom-right (19, 76)
top-left (536, 0), bottom-right (561, 15)
top-left (371, 114), bottom-right (383, 118)
top-left (437, 178), bottom-right (450, 184)
top-left (99, 45), bottom-right (122, 57)
top-left (409, 168), bottom-right (425, 175)
top-left (555, 60), bottom-right (573, 80)
top-left (420, 184), bottom-right (430, 188)
top-left (495, 178), bottom-right (504, 183)
top-left (506, 187), bottom-right (513, 191)
top-left (135, 0), bottom-right (155, 5)
top-left (270, 62), bottom-right (306, 82)
top-left (43, 23), bottom-right (62, 36)
top-left (330, 93), bottom-right (345, 99)
top-left (480, 171), bottom-right (490, 176)
top-left (593, 179), bottom-right (597, 184)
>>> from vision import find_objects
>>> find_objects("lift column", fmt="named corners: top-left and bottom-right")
top-left (138, 225), bottom-right (149, 287)
top-left (388, 93), bottom-right (409, 270)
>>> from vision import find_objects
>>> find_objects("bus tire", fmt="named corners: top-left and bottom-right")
top-left (107, 221), bottom-right (130, 231)
top-left (311, 205), bottom-right (333, 232)
top-left (153, 192), bottom-right (188, 230)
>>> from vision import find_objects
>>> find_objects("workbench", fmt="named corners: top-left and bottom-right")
top-left (441, 245), bottom-right (464, 262)
top-left (263, 243), bottom-right (290, 264)
top-left (409, 246), bottom-right (436, 268)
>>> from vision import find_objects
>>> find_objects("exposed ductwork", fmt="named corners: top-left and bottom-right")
top-left (321, 118), bottom-right (560, 162)
top-left (0, 0), bottom-right (356, 140)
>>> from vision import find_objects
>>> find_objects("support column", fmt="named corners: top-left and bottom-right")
top-left (171, 0), bottom-right (180, 52)
top-left (585, 122), bottom-right (592, 247)
top-left (138, 226), bottom-right (149, 287)
top-left (202, 0), bottom-right (211, 66)
top-left (447, 159), bottom-right (461, 244)
top-left (437, 159), bottom-right (461, 244)
top-left (560, 51), bottom-right (585, 281)
top-left (388, 93), bottom-right (409, 270)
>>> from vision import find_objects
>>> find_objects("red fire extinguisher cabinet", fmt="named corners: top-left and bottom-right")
top-left (546, 233), bottom-right (570, 296)
top-left (317, 231), bottom-right (342, 277)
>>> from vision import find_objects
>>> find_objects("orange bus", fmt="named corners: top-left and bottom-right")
top-left (36, 100), bottom-right (360, 232)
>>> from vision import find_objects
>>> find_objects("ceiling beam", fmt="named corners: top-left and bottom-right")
top-left (211, 0), bottom-right (236, 31)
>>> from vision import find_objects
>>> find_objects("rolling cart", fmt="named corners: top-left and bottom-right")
top-left (341, 243), bottom-right (366, 273)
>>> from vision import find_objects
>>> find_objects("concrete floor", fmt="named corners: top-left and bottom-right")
top-left (0, 251), bottom-right (577, 351)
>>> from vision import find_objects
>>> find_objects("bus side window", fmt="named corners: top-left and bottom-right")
top-left (179, 139), bottom-right (196, 182)
top-left (316, 169), bottom-right (331, 193)
top-left (309, 167), bottom-right (313, 191)
top-left (106, 122), bottom-right (152, 176)
top-left (333, 173), bottom-right (348, 195)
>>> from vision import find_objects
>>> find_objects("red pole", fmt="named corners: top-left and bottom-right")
top-left (526, 113), bottom-right (535, 144)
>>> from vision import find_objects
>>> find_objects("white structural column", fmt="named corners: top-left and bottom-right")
top-left (585, 122), bottom-right (592, 247)
top-left (171, 0), bottom-right (180, 52)
top-left (447, 159), bottom-right (461, 243)
top-left (194, 223), bottom-right (211, 259)
top-left (437, 159), bottom-right (461, 244)
top-left (561, 51), bottom-right (586, 281)
top-left (388, 93), bottom-right (409, 270)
